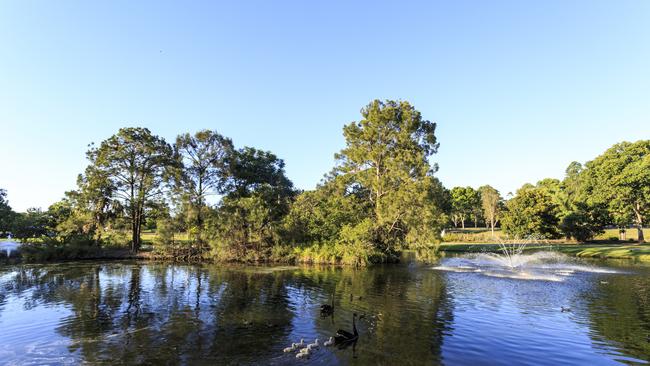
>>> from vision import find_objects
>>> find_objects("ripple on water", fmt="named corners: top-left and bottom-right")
top-left (0, 259), bottom-right (648, 365)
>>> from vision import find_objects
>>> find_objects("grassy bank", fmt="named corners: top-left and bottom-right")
top-left (443, 228), bottom-right (649, 244)
top-left (555, 244), bottom-right (650, 262)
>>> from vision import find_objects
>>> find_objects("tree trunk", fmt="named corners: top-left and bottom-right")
top-left (634, 204), bottom-right (645, 244)
top-left (637, 225), bottom-right (645, 243)
top-left (620, 228), bottom-right (626, 241)
top-left (131, 214), bottom-right (139, 253)
top-left (131, 204), bottom-right (143, 253)
top-left (461, 218), bottom-right (465, 229)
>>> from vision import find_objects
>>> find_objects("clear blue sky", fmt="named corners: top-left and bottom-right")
top-left (1, 1), bottom-right (648, 211)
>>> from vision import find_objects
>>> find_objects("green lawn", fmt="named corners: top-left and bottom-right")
top-left (141, 231), bottom-right (191, 244)
top-left (594, 228), bottom-right (650, 242)
top-left (556, 243), bottom-right (650, 262)
top-left (443, 227), bottom-right (649, 245)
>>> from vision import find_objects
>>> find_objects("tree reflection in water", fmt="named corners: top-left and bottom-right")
top-left (585, 266), bottom-right (650, 362)
top-left (0, 261), bottom-right (453, 365)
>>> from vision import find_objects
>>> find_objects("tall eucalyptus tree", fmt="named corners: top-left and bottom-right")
top-left (175, 130), bottom-right (233, 246)
top-left (83, 127), bottom-right (175, 252)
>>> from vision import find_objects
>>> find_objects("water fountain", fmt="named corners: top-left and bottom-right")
top-left (1, 235), bottom-right (19, 258)
top-left (433, 235), bottom-right (618, 281)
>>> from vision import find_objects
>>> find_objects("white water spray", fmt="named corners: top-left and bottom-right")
top-left (433, 235), bottom-right (617, 281)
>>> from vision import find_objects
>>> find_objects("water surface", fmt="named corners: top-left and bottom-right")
top-left (0, 254), bottom-right (649, 365)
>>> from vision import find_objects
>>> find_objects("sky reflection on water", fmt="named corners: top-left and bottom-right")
top-left (0, 257), bottom-right (648, 365)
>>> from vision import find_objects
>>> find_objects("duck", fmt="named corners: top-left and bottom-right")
top-left (324, 336), bottom-right (334, 347)
top-left (307, 339), bottom-right (319, 350)
top-left (335, 313), bottom-right (360, 344)
top-left (561, 306), bottom-right (571, 312)
top-left (296, 347), bottom-right (311, 358)
top-left (321, 294), bottom-right (334, 316)
top-left (283, 340), bottom-right (302, 353)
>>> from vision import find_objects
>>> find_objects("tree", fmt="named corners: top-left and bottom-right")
top-left (0, 189), bottom-right (16, 234)
top-left (471, 189), bottom-right (482, 228)
top-left (501, 186), bottom-right (561, 239)
top-left (582, 141), bottom-right (650, 243)
top-left (83, 128), bottom-right (175, 252)
top-left (479, 185), bottom-right (502, 236)
top-left (175, 130), bottom-right (234, 248)
top-left (45, 194), bottom-right (100, 244)
top-left (556, 162), bottom-right (607, 242)
top-left (335, 99), bottom-right (441, 256)
top-left (283, 174), bottom-right (370, 246)
top-left (536, 178), bottom-right (569, 213)
top-left (559, 202), bottom-right (608, 242)
top-left (450, 186), bottom-right (478, 229)
top-left (12, 207), bottom-right (50, 238)
top-left (208, 147), bottom-right (295, 260)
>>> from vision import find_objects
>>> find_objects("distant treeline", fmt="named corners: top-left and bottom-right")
top-left (446, 140), bottom-right (649, 244)
top-left (0, 100), bottom-right (648, 264)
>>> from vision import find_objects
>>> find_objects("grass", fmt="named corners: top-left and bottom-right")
top-left (141, 230), bottom-right (191, 243)
top-left (443, 227), bottom-right (649, 244)
top-left (594, 228), bottom-right (650, 242)
top-left (439, 242), bottom-right (557, 253)
top-left (555, 244), bottom-right (650, 262)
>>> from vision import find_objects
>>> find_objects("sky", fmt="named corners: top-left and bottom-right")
top-left (1, 1), bottom-right (649, 212)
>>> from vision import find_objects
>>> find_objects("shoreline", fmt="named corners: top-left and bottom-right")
top-left (3, 243), bottom-right (650, 265)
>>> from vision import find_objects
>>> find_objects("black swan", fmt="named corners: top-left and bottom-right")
top-left (335, 313), bottom-right (364, 344)
top-left (321, 294), bottom-right (334, 316)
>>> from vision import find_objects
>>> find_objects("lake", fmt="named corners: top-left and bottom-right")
top-left (0, 253), bottom-right (649, 365)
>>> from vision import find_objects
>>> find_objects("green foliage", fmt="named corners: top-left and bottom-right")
top-left (479, 185), bottom-right (502, 235)
top-left (559, 202), bottom-right (607, 242)
top-left (11, 208), bottom-right (50, 238)
top-left (19, 236), bottom-right (101, 262)
top-left (334, 99), bottom-right (443, 258)
top-left (21, 113), bottom-right (646, 264)
top-left (292, 223), bottom-right (388, 267)
top-left (283, 174), bottom-right (370, 246)
top-left (174, 130), bottom-right (234, 251)
top-left (337, 219), bottom-right (384, 266)
top-left (502, 187), bottom-right (561, 239)
top-left (450, 186), bottom-right (480, 228)
top-left (209, 194), bottom-right (279, 261)
top-left (581, 140), bottom-right (650, 243)
top-left (83, 127), bottom-right (176, 252)
top-left (207, 146), bottom-right (295, 262)
top-left (151, 218), bottom-right (195, 259)
top-left (0, 188), bottom-right (16, 234)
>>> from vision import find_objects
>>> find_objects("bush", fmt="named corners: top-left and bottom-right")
top-left (101, 230), bottom-right (130, 248)
top-left (20, 236), bottom-right (101, 262)
top-left (293, 219), bottom-right (393, 266)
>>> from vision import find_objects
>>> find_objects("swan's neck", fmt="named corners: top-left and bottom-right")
top-left (353, 316), bottom-right (358, 336)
